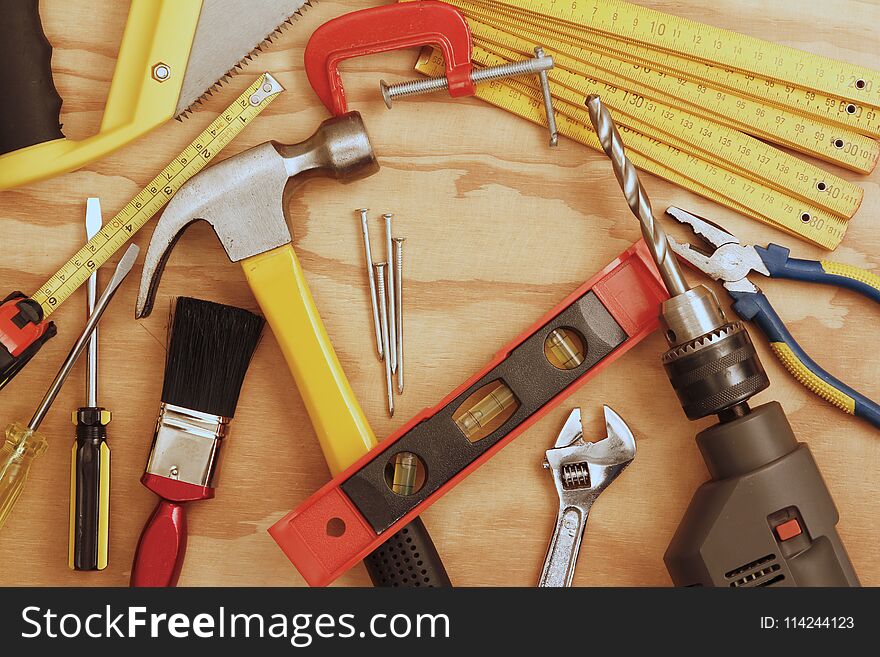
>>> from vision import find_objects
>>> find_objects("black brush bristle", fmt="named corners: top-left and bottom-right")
top-left (161, 297), bottom-right (265, 418)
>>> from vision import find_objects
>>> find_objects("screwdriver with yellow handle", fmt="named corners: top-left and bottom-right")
top-left (0, 244), bottom-right (138, 531)
top-left (69, 198), bottom-right (112, 570)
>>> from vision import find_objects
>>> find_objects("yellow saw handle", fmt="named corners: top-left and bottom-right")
top-left (241, 244), bottom-right (376, 475)
top-left (0, 0), bottom-right (201, 190)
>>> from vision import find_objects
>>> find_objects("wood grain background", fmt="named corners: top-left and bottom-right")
top-left (0, 0), bottom-right (877, 586)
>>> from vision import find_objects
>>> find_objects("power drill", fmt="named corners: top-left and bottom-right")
top-left (586, 95), bottom-right (859, 587)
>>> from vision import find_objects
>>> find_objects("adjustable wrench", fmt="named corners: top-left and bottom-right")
top-left (539, 406), bottom-right (636, 587)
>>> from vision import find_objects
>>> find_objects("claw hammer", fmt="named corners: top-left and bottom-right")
top-left (134, 112), bottom-right (449, 585)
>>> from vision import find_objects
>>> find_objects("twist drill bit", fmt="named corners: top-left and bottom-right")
top-left (586, 95), bottom-right (688, 297)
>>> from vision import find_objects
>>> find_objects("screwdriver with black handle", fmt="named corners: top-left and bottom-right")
top-left (69, 198), bottom-right (111, 571)
top-left (0, 244), bottom-right (138, 532)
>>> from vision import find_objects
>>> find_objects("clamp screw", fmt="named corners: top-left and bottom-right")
top-left (152, 62), bottom-right (171, 82)
top-left (380, 51), bottom-right (554, 107)
top-left (534, 47), bottom-right (558, 147)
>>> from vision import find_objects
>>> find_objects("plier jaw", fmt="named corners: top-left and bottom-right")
top-left (664, 207), bottom-right (769, 294)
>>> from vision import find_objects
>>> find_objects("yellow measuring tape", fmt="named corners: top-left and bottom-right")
top-left (408, 0), bottom-right (880, 249)
top-left (418, 49), bottom-right (846, 248)
top-left (32, 72), bottom-right (284, 317)
top-left (472, 31), bottom-right (860, 218)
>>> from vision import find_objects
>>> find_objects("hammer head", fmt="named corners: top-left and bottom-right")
top-left (135, 112), bottom-right (379, 318)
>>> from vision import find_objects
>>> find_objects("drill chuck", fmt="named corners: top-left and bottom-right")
top-left (658, 285), bottom-right (770, 420)
top-left (659, 290), bottom-right (767, 419)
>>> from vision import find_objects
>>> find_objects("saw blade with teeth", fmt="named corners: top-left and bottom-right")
top-left (174, 0), bottom-right (313, 117)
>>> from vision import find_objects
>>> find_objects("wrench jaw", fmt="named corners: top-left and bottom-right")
top-left (544, 406), bottom-right (636, 499)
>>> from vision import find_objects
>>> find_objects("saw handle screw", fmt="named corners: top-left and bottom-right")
top-left (151, 63), bottom-right (171, 82)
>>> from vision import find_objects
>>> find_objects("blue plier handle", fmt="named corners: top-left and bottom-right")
top-left (757, 243), bottom-right (880, 303)
top-left (666, 207), bottom-right (880, 430)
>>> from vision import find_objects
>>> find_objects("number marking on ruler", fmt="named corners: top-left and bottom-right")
top-left (471, 32), bottom-right (863, 219)
top-left (453, 0), bottom-right (879, 174)
top-left (416, 49), bottom-right (847, 249)
top-left (489, 0), bottom-right (880, 107)
top-left (33, 73), bottom-right (284, 317)
top-left (466, 0), bottom-right (880, 139)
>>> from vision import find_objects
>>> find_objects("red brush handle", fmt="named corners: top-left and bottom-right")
top-left (131, 474), bottom-right (212, 586)
top-left (130, 499), bottom-right (187, 587)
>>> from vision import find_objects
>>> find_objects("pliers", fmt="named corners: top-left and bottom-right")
top-left (665, 206), bottom-right (880, 429)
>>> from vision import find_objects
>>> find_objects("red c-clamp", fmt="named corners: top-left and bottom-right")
top-left (304, 1), bottom-right (476, 116)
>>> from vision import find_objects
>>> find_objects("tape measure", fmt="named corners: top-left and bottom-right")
top-left (409, 0), bottom-right (880, 249)
top-left (32, 72), bottom-right (284, 317)
top-left (472, 33), bottom-right (861, 220)
top-left (489, 0), bottom-right (879, 108)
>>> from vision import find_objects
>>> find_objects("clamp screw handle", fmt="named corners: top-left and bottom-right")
top-left (381, 52), bottom-right (554, 107)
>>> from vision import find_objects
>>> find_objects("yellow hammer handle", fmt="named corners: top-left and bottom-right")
top-left (241, 245), bottom-right (376, 476)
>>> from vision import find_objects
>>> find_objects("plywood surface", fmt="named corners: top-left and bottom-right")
top-left (0, 0), bottom-right (877, 586)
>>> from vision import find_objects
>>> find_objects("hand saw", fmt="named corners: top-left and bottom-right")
top-left (0, 0), bottom-right (309, 190)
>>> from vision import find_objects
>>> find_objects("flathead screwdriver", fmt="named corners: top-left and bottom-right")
top-left (0, 244), bottom-right (138, 532)
top-left (70, 198), bottom-right (112, 571)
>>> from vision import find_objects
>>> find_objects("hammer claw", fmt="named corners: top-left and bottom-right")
top-left (135, 218), bottom-right (204, 319)
top-left (134, 113), bottom-right (379, 320)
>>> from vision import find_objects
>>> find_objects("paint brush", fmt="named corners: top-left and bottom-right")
top-left (130, 297), bottom-right (264, 587)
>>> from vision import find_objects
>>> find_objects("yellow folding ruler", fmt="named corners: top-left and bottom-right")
top-left (32, 72), bottom-right (284, 316)
top-left (408, 0), bottom-right (880, 249)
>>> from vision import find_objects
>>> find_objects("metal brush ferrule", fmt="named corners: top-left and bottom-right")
top-left (145, 403), bottom-right (231, 488)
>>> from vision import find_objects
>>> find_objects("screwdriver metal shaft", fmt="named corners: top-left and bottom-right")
top-left (86, 199), bottom-right (100, 406)
top-left (586, 95), bottom-right (688, 297)
top-left (71, 198), bottom-right (112, 571)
